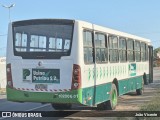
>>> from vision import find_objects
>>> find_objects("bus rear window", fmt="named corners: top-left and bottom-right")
top-left (13, 19), bottom-right (74, 59)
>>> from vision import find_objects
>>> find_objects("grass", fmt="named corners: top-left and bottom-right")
top-left (140, 89), bottom-right (160, 111)
top-left (116, 88), bottom-right (160, 120)
top-left (135, 88), bottom-right (160, 120)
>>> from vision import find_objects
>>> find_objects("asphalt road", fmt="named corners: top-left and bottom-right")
top-left (0, 67), bottom-right (160, 119)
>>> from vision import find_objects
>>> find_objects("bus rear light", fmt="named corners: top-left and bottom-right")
top-left (73, 83), bottom-right (79, 88)
top-left (7, 67), bottom-right (11, 72)
top-left (74, 76), bottom-right (79, 81)
top-left (71, 64), bottom-right (81, 90)
top-left (73, 68), bottom-right (79, 75)
top-left (6, 64), bottom-right (13, 88)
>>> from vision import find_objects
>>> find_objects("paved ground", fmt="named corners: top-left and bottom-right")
top-left (0, 67), bottom-right (160, 119)
top-left (116, 67), bottom-right (160, 111)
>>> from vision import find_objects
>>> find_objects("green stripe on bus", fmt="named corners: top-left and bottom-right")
top-left (82, 75), bottom-right (143, 106)
top-left (7, 75), bottom-right (144, 106)
top-left (7, 87), bottom-right (82, 104)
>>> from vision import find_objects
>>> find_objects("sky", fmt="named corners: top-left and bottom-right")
top-left (0, 0), bottom-right (160, 56)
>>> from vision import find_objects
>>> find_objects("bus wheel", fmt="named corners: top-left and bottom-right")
top-left (143, 74), bottom-right (148, 85)
top-left (97, 84), bottom-right (118, 110)
top-left (105, 83), bottom-right (118, 110)
top-left (136, 79), bottom-right (144, 95)
top-left (51, 103), bottom-right (72, 110)
top-left (136, 88), bottom-right (143, 95)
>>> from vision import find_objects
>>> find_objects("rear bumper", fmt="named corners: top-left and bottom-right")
top-left (7, 86), bottom-right (82, 104)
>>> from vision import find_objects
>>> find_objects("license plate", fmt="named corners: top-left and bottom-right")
top-left (35, 84), bottom-right (48, 90)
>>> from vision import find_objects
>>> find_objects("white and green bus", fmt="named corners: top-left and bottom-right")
top-left (6, 19), bottom-right (153, 110)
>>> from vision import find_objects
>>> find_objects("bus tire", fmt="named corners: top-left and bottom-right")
top-left (136, 88), bottom-right (143, 95)
top-left (136, 79), bottom-right (144, 95)
top-left (51, 103), bottom-right (72, 110)
top-left (106, 83), bottom-right (118, 110)
top-left (97, 84), bottom-right (118, 110)
top-left (143, 74), bottom-right (148, 85)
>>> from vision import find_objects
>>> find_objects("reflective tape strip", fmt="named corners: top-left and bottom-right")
top-left (14, 88), bottom-right (71, 92)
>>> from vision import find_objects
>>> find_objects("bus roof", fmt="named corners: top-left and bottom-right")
top-left (76, 20), bottom-right (151, 44)
top-left (11, 19), bottom-right (151, 44)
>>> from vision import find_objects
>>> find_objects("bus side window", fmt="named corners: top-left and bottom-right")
top-left (145, 44), bottom-right (148, 61)
top-left (83, 30), bottom-right (94, 64)
top-left (101, 49), bottom-right (106, 62)
top-left (88, 48), bottom-right (94, 63)
top-left (119, 37), bottom-right (127, 62)
top-left (127, 39), bottom-right (134, 62)
top-left (83, 48), bottom-right (94, 64)
top-left (135, 40), bottom-right (141, 62)
top-left (96, 48), bottom-right (101, 62)
top-left (141, 42), bottom-right (146, 61)
top-left (108, 35), bottom-right (118, 63)
top-left (95, 33), bottom-right (107, 63)
top-left (84, 48), bottom-right (88, 63)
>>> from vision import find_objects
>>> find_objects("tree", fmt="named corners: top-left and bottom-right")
top-left (153, 47), bottom-right (160, 67)
top-left (154, 47), bottom-right (160, 58)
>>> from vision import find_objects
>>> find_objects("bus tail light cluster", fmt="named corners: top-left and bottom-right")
top-left (6, 64), bottom-right (13, 88)
top-left (71, 64), bottom-right (81, 90)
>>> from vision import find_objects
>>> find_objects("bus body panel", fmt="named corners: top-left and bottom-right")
top-left (78, 21), bottom-right (150, 106)
top-left (10, 59), bottom-right (73, 92)
top-left (6, 20), bottom-right (83, 104)
top-left (6, 19), bottom-right (151, 108)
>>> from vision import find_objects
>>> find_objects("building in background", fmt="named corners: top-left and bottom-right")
top-left (0, 57), bottom-right (6, 89)
top-left (157, 51), bottom-right (160, 58)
